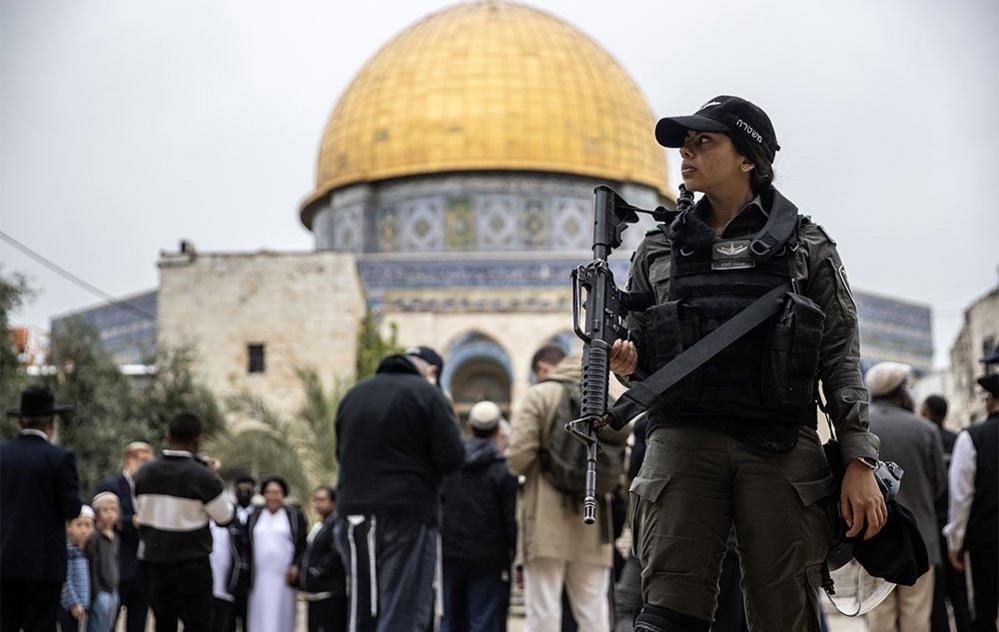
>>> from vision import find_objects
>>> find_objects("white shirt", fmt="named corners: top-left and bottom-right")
top-left (943, 430), bottom-right (977, 552)
top-left (20, 429), bottom-right (49, 442)
top-left (210, 522), bottom-right (234, 601)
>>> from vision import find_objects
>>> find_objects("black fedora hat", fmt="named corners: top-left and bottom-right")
top-left (5, 386), bottom-right (73, 418)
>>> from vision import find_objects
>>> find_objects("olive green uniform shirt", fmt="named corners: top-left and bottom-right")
top-left (622, 202), bottom-right (879, 466)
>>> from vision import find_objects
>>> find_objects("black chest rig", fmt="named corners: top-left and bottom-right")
top-left (639, 188), bottom-right (825, 424)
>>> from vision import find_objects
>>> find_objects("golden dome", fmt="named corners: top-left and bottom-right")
top-left (301, 0), bottom-right (668, 224)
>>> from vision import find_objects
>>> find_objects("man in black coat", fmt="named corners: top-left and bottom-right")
top-left (94, 441), bottom-right (155, 632)
top-left (440, 401), bottom-right (518, 632)
top-left (0, 386), bottom-right (82, 631)
top-left (301, 486), bottom-right (347, 632)
top-left (921, 394), bottom-right (972, 632)
top-left (334, 350), bottom-right (464, 632)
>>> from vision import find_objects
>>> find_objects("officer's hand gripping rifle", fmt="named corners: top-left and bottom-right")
top-left (567, 185), bottom-right (682, 524)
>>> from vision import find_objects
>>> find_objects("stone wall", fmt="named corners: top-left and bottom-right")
top-left (946, 285), bottom-right (999, 427)
top-left (156, 250), bottom-right (366, 418)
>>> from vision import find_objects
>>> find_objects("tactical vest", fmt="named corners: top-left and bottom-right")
top-left (639, 189), bottom-right (825, 424)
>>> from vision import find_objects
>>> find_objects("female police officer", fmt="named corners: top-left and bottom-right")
top-left (608, 96), bottom-right (886, 632)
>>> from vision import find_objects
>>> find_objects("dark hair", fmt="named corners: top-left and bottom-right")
top-left (260, 475), bottom-right (289, 497)
top-left (313, 485), bottom-right (336, 502)
top-left (20, 415), bottom-right (53, 431)
top-left (168, 412), bottom-right (203, 444)
top-left (235, 475), bottom-right (256, 487)
top-left (923, 394), bottom-right (948, 421)
top-left (728, 133), bottom-right (775, 192)
top-left (531, 344), bottom-right (567, 373)
top-left (471, 425), bottom-right (498, 439)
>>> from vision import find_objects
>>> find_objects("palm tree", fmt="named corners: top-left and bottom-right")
top-left (204, 368), bottom-right (345, 507)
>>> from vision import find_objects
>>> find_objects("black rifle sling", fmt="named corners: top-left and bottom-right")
top-left (607, 282), bottom-right (790, 427)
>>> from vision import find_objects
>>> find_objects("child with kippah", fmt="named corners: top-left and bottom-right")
top-left (60, 506), bottom-right (94, 632)
top-left (85, 492), bottom-right (120, 632)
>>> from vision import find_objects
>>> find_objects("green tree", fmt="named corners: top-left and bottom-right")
top-left (135, 345), bottom-right (225, 442)
top-left (204, 368), bottom-right (345, 509)
top-left (44, 318), bottom-right (152, 497)
top-left (356, 313), bottom-right (403, 380)
top-left (0, 269), bottom-right (35, 438)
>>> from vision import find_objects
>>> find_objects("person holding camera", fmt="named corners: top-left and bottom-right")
top-left (133, 412), bottom-right (234, 632)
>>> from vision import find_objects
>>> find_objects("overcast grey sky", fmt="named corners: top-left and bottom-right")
top-left (2, 0), bottom-right (996, 366)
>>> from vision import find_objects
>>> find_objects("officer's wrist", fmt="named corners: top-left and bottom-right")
top-left (849, 457), bottom-right (877, 471)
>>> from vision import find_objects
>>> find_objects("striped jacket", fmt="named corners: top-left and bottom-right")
top-left (60, 542), bottom-right (90, 610)
top-left (133, 450), bottom-right (234, 564)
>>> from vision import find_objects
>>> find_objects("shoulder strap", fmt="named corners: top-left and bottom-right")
top-left (606, 283), bottom-right (789, 427)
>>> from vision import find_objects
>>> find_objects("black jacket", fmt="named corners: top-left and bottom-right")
top-left (0, 433), bottom-right (82, 582)
top-left (93, 473), bottom-right (142, 581)
top-left (240, 505), bottom-right (307, 591)
top-left (335, 355), bottom-right (464, 525)
top-left (441, 438), bottom-right (517, 571)
top-left (299, 515), bottom-right (346, 596)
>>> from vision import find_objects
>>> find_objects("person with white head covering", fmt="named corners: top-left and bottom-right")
top-left (865, 362), bottom-right (947, 632)
top-left (440, 401), bottom-right (518, 632)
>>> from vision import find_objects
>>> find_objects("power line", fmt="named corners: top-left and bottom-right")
top-left (0, 228), bottom-right (156, 321)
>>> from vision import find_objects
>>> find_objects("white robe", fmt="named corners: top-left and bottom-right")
top-left (248, 507), bottom-right (297, 632)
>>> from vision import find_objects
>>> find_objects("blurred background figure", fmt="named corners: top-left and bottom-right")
top-left (86, 492), bottom-right (122, 632)
top-left (1, 386), bottom-right (82, 631)
top-left (300, 485), bottom-right (347, 632)
top-left (94, 441), bottom-right (154, 632)
top-left (247, 475), bottom-right (307, 632)
top-left (866, 362), bottom-right (946, 632)
top-left (920, 395), bottom-right (972, 632)
top-left (60, 506), bottom-right (95, 632)
top-left (441, 401), bottom-right (518, 632)
top-left (945, 373), bottom-right (999, 632)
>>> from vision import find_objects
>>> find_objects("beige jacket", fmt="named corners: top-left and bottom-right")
top-left (505, 357), bottom-right (630, 568)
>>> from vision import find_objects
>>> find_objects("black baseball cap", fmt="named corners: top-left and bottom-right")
top-left (655, 96), bottom-right (781, 163)
top-left (406, 345), bottom-right (445, 385)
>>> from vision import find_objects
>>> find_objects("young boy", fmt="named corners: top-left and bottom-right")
top-left (86, 492), bottom-right (121, 632)
top-left (61, 506), bottom-right (95, 632)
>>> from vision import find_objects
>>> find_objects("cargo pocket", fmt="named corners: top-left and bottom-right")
top-left (763, 293), bottom-right (826, 407)
top-left (629, 473), bottom-right (672, 556)
top-left (789, 473), bottom-right (840, 550)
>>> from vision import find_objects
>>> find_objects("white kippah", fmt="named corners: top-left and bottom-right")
top-left (469, 401), bottom-right (504, 431)
top-left (78, 505), bottom-right (95, 520)
top-left (866, 362), bottom-right (911, 397)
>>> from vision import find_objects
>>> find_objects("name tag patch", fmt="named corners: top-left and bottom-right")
top-left (712, 240), bottom-right (756, 270)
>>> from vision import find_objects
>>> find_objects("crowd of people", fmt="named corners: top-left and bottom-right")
top-left (0, 342), bottom-right (996, 632)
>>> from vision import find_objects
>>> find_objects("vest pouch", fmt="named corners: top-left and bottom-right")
top-left (763, 292), bottom-right (825, 407)
top-left (639, 300), bottom-right (701, 403)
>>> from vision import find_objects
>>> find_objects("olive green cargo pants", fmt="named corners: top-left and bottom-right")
top-left (630, 424), bottom-right (838, 631)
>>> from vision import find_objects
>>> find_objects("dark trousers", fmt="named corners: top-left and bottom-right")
top-left (211, 598), bottom-right (233, 632)
top-left (970, 545), bottom-right (998, 632)
top-left (333, 515), bottom-right (437, 632)
top-left (0, 578), bottom-right (61, 632)
top-left (932, 557), bottom-right (972, 632)
top-left (147, 558), bottom-right (214, 632)
top-left (440, 559), bottom-right (509, 632)
top-left (308, 596), bottom-right (348, 632)
top-left (115, 566), bottom-right (151, 632)
top-left (231, 594), bottom-right (247, 632)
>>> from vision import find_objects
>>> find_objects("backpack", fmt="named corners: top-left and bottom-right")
top-left (538, 380), bottom-right (627, 498)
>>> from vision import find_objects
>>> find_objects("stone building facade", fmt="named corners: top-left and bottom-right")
top-left (156, 249), bottom-right (365, 416)
top-left (946, 285), bottom-right (999, 427)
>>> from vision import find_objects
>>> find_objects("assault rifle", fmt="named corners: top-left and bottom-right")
top-left (567, 185), bottom-right (693, 524)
